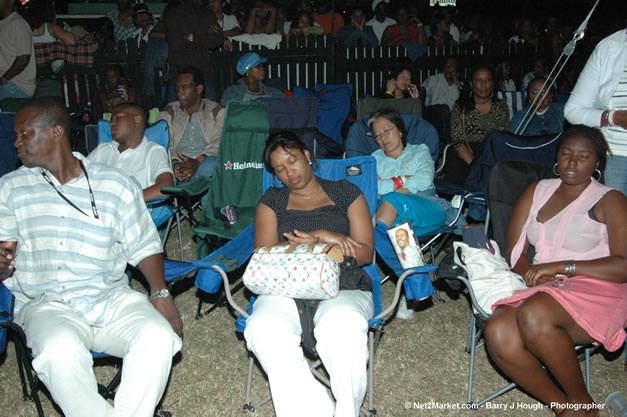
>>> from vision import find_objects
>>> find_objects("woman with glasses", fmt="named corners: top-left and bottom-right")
top-left (370, 108), bottom-right (450, 236)
top-left (510, 77), bottom-right (565, 136)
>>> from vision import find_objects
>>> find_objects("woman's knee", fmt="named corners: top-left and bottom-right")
top-left (484, 308), bottom-right (523, 359)
top-left (515, 294), bottom-right (556, 342)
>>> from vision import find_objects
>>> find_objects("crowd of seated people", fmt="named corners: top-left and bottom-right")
top-left (2, 1), bottom-right (627, 413)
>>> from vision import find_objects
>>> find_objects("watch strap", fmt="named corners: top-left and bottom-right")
top-left (149, 289), bottom-right (171, 301)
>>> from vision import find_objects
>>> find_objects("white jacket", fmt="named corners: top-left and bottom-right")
top-left (564, 29), bottom-right (627, 155)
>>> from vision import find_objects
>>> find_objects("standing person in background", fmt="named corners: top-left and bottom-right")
top-left (313, 0), bottom-right (343, 37)
top-left (140, 0), bottom-right (174, 109)
top-left (165, 0), bottom-right (223, 103)
top-left (208, 0), bottom-right (241, 51)
top-left (105, 0), bottom-right (136, 43)
top-left (565, 28), bottom-right (627, 196)
top-left (22, 0), bottom-right (77, 74)
top-left (366, 0), bottom-right (395, 44)
top-left (131, 4), bottom-right (154, 48)
top-left (0, 0), bottom-right (36, 100)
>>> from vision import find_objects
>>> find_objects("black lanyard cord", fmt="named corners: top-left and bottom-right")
top-left (40, 161), bottom-right (100, 219)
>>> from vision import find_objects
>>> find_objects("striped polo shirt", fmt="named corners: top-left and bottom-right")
top-left (0, 153), bottom-right (162, 326)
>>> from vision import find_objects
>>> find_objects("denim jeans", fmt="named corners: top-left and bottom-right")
top-left (604, 153), bottom-right (627, 195)
top-left (142, 39), bottom-right (168, 97)
top-left (0, 81), bottom-right (31, 101)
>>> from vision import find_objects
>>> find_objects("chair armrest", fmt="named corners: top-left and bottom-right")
top-left (374, 264), bottom-right (438, 321)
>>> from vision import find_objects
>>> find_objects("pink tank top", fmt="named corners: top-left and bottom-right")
top-left (511, 179), bottom-right (611, 266)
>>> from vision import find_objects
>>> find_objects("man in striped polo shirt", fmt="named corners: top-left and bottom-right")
top-left (0, 98), bottom-right (183, 417)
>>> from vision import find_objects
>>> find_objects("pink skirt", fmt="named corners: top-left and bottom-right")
top-left (492, 276), bottom-right (627, 352)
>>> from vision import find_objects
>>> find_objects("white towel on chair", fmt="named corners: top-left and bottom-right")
top-left (230, 34), bottom-right (283, 50)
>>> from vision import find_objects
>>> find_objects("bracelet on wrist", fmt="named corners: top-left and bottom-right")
top-left (604, 110), bottom-right (611, 126)
top-left (564, 260), bottom-right (576, 277)
top-left (391, 177), bottom-right (402, 189)
top-left (385, 90), bottom-right (393, 96)
top-left (608, 110), bottom-right (617, 127)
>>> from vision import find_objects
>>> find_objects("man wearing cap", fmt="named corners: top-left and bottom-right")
top-left (158, 66), bottom-right (225, 183)
top-left (366, 0), bottom-right (396, 44)
top-left (131, 3), bottom-right (154, 48)
top-left (220, 52), bottom-right (283, 105)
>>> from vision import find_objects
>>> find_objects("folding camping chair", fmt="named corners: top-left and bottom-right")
top-left (0, 283), bottom-right (124, 417)
top-left (89, 119), bottom-right (186, 261)
top-left (191, 100), bottom-right (270, 257)
top-left (188, 156), bottom-right (437, 416)
top-left (356, 97), bottom-right (422, 120)
top-left (436, 160), bottom-right (597, 407)
top-left (294, 83), bottom-right (352, 159)
top-left (346, 114), bottom-right (476, 285)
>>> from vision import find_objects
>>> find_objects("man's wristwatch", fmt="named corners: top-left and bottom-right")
top-left (149, 288), bottom-right (171, 301)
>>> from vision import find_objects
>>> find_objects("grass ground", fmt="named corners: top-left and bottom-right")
top-left (0, 221), bottom-right (624, 417)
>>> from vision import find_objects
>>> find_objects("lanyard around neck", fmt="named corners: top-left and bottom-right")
top-left (40, 160), bottom-right (100, 219)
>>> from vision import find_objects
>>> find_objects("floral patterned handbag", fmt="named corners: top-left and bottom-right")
top-left (243, 243), bottom-right (344, 299)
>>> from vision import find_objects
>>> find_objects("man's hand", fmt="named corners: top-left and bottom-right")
top-left (173, 152), bottom-right (200, 182)
top-left (385, 78), bottom-right (396, 93)
top-left (209, 24), bottom-right (220, 33)
top-left (152, 296), bottom-right (184, 338)
top-left (0, 242), bottom-right (17, 281)
top-left (223, 39), bottom-right (233, 51)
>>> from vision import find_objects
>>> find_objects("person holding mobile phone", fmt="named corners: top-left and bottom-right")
top-left (375, 59), bottom-right (419, 99)
top-left (93, 64), bottom-right (141, 122)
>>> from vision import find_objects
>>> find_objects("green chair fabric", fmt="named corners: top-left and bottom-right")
top-left (193, 100), bottom-right (270, 257)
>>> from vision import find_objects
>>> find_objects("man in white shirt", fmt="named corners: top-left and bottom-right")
top-left (89, 103), bottom-right (174, 201)
top-left (419, 57), bottom-right (462, 145)
top-left (0, 98), bottom-right (182, 417)
top-left (366, 0), bottom-right (396, 44)
top-left (208, 0), bottom-right (241, 51)
top-left (0, 0), bottom-right (36, 99)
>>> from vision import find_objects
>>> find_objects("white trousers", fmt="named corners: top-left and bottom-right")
top-left (244, 290), bottom-right (374, 417)
top-left (16, 287), bottom-right (183, 417)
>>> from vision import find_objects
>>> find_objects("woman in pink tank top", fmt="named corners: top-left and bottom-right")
top-left (484, 125), bottom-right (627, 416)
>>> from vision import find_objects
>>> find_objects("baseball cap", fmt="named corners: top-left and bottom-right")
top-left (133, 4), bottom-right (151, 15)
top-left (236, 52), bottom-right (268, 76)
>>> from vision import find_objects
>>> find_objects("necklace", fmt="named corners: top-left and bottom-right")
top-left (293, 186), bottom-right (323, 200)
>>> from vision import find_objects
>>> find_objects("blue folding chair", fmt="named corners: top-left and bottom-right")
top-left (189, 156), bottom-right (437, 415)
top-left (90, 119), bottom-right (186, 260)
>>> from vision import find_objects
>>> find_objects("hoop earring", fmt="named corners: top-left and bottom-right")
top-left (592, 168), bottom-right (602, 181)
top-left (552, 163), bottom-right (559, 176)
